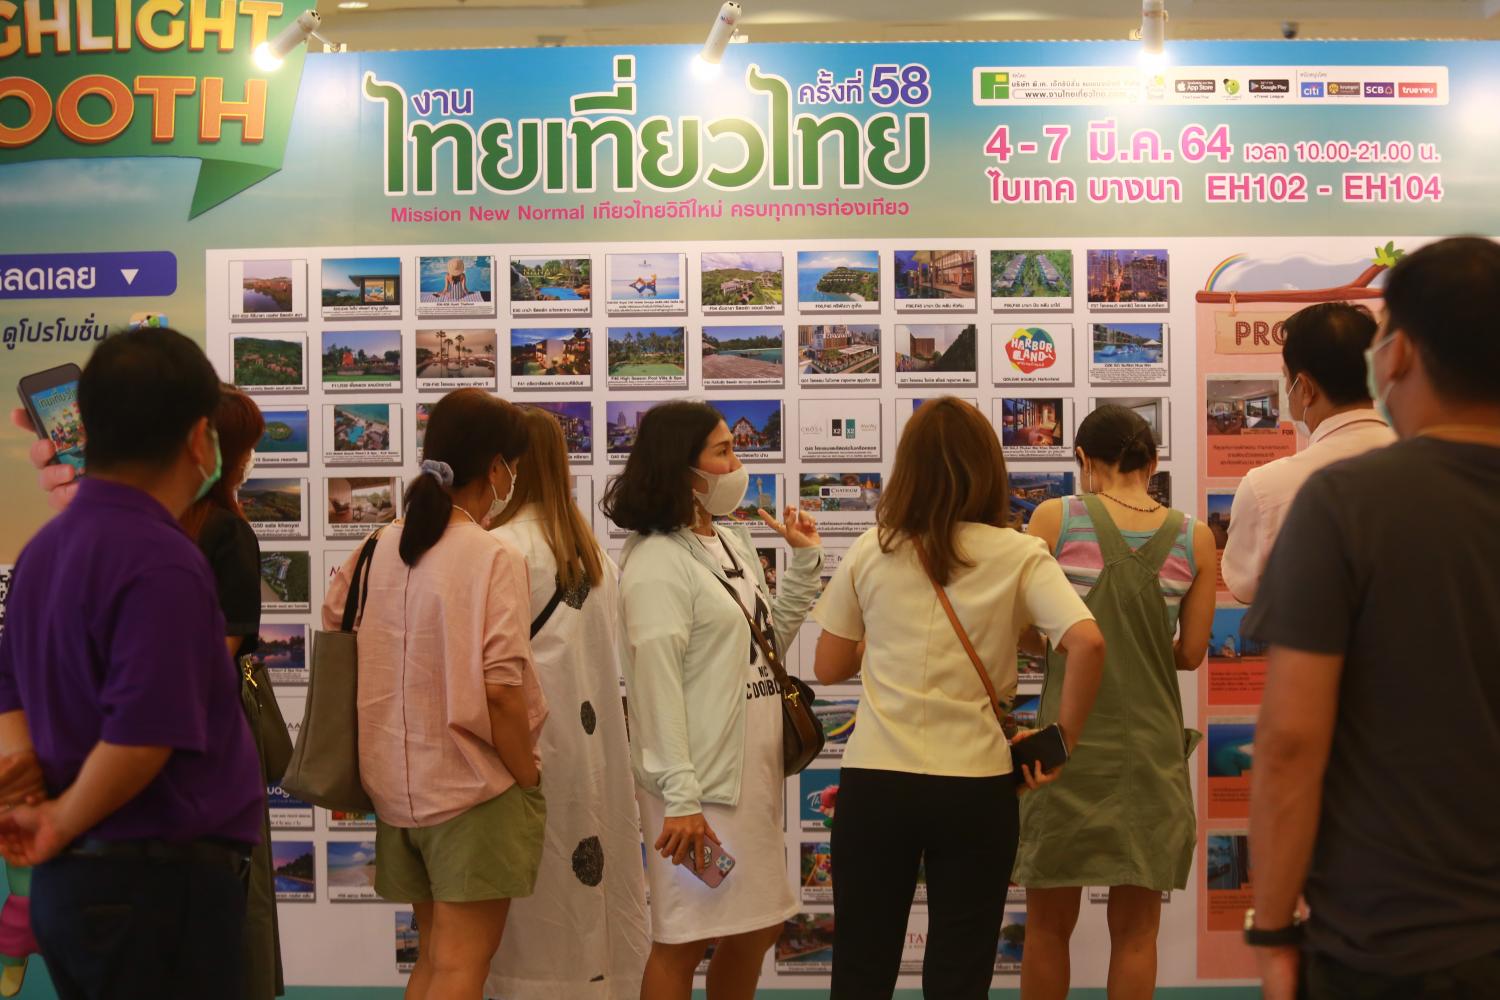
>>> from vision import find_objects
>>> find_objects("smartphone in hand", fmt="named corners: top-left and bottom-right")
top-left (686, 836), bottom-right (736, 889)
top-left (17, 363), bottom-right (86, 474)
top-left (1011, 723), bottom-right (1069, 777)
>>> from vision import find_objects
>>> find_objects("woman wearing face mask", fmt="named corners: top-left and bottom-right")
top-left (179, 384), bottom-right (287, 1000)
top-left (322, 388), bottom-right (546, 998)
top-left (601, 401), bottom-right (823, 1000)
top-left (484, 408), bottom-right (650, 999)
top-left (1013, 404), bottom-right (1217, 1000)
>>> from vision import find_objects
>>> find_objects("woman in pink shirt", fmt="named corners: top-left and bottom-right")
top-left (323, 388), bottom-right (546, 999)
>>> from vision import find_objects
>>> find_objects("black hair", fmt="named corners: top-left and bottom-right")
top-left (1383, 236), bottom-right (1500, 404)
top-left (1075, 404), bottom-right (1156, 474)
top-left (78, 328), bottom-right (221, 472)
top-left (600, 400), bottom-right (722, 535)
top-left (1281, 302), bottom-right (1379, 407)
top-left (400, 388), bottom-right (526, 566)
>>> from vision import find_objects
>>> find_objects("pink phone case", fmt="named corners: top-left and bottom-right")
top-left (688, 837), bottom-right (736, 888)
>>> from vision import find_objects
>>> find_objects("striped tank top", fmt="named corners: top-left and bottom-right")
top-left (1053, 496), bottom-right (1196, 628)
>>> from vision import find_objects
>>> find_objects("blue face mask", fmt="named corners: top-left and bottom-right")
top-left (1363, 334), bottom-right (1398, 427)
top-left (194, 426), bottom-right (223, 503)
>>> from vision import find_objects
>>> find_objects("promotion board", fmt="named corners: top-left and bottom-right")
top-left (4, 20), bottom-right (1500, 994)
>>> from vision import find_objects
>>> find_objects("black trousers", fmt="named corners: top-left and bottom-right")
top-left (31, 852), bottom-right (248, 1000)
top-left (830, 767), bottom-right (1019, 999)
top-left (1302, 947), bottom-right (1500, 1000)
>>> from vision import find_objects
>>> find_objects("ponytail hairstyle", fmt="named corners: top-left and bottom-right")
top-left (181, 383), bottom-right (266, 541)
top-left (1074, 403), bottom-right (1158, 475)
top-left (400, 387), bottom-right (526, 566)
top-left (490, 406), bottom-right (604, 590)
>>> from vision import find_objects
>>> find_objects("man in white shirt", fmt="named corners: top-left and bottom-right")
top-left (1222, 302), bottom-right (1395, 603)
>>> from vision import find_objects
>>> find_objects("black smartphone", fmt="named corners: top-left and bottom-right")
top-left (1012, 723), bottom-right (1069, 776)
top-left (17, 363), bottom-right (86, 474)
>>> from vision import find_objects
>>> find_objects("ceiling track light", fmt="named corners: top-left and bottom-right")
top-left (691, 2), bottom-right (742, 81)
top-left (253, 10), bottom-right (333, 72)
top-left (1138, 0), bottom-right (1168, 68)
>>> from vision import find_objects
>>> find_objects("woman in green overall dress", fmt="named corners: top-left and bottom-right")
top-left (1013, 405), bottom-right (1217, 1000)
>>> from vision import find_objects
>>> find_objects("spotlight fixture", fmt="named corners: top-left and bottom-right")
top-left (1138, 0), bottom-right (1167, 68)
top-left (691, 1), bottom-right (742, 81)
top-left (253, 10), bottom-right (330, 72)
top-left (337, 1), bottom-right (367, 9)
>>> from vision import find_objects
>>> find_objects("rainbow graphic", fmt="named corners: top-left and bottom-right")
top-left (1203, 254), bottom-right (1248, 292)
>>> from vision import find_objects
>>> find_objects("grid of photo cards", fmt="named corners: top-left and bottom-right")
top-left (211, 238), bottom-right (1182, 987)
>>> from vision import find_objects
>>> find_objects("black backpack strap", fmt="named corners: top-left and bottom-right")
top-left (340, 528), bottom-right (385, 632)
top-left (530, 580), bottom-right (565, 639)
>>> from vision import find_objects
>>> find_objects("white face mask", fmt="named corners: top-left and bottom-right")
top-left (1289, 375), bottom-right (1311, 439)
top-left (692, 464), bottom-right (749, 517)
top-left (486, 459), bottom-right (517, 523)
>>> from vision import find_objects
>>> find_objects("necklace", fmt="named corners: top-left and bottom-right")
top-left (1097, 491), bottom-right (1161, 513)
top-left (453, 506), bottom-right (481, 527)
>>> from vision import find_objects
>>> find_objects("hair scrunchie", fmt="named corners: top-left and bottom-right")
top-left (419, 458), bottom-right (454, 487)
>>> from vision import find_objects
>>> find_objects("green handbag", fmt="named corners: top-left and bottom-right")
top-left (280, 529), bottom-right (382, 813)
top-left (239, 655), bottom-right (294, 785)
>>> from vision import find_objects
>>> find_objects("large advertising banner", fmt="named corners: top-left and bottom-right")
top-left (4, 24), bottom-right (1500, 993)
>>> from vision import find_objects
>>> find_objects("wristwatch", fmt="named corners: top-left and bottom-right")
top-left (1243, 909), bottom-right (1304, 947)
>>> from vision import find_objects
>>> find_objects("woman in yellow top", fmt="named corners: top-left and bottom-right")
top-left (812, 398), bottom-right (1106, 998)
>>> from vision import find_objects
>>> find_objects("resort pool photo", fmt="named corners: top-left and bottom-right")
top-left (1095, 343), bottom-right (1164, 364)
top-left (719, 348), bottom-right (784, 364)
top-left (538, 286), bottom-right (582, 300)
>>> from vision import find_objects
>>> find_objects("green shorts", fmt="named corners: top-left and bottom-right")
top-left (374, 782), bottom-right (546, 903)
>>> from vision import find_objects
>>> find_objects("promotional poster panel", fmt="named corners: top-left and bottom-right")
top-left (5, 24), bottom-right (1500, 995)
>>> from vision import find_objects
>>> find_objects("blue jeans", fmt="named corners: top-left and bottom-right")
top-left (31, 851), bottom-right (247, 1000)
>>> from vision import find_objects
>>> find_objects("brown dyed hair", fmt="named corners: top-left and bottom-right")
top-left (490, 407), bottom-right (604, 591)
top-left (181, 384), bottom-right (266, 541)
top-left (877, 397), bottom-right (1012, 585)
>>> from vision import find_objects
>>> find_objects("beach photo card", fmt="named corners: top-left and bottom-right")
top-left (250, 622), bottom-right (307, 686)
top-left (714, 472), bottom-right (782, 534)
top-left (605, 399), bottom-right (666, 462)
top-left (1086, 248), bottom-right (1169, 311)
top-left (416, 254), bottom-right (495, 318)
top-left (993, 323), bottom-right (1075, 387)
top-left (510, 327), bottom-right (592, 390)
top-left (322, 402), bottom-right (402, 466)
top-left (320, 329), bottom-right (402, 392)
top-left (258, 550), bottom-right (311, 613)
top-left (796, 250), bottom-right (880, 313)
top-left (606, 252), bottom-right (687, 316)
top-left (708, 398), bottom-right (784, 462)
top-left (799, 471), bottom-right (882, 535)
top-left (230, 258), bottom-right (307, 322)
top-left (271, 840), bottom-right (316, 902)
top-left (510, 255), bottom-right (592, 318)
top-left (414, 329), bottom-right (498, 390)
top-left (991, 249), bottom-right (1073, 312)
top-left (326, 841), bottom-right (380, 902)
top-left (1089, 322), bottom-right (1169, 386)
top-left (322, 256), bottom-right (402, 320)
top-left (893, 250), bottom-right (977, 312)
top-left (995, 397), bottom-right (1074, 461)
top-left (701, 251), bottom-right (784, 314)
top-left (233, 334), bottom-right (307, 395)
top-left (326, 476), bottom-right (399, 539)
top-left (522, 401), bottom-right (594, 462)
top-left (702, 325), bottom-right (785, 388)
top-left (241, 476), bottom-right (309, 539)
top-left (254, 406), bottom-right (309, 468)
top-left (797, 325), bottom-right (881, 387)
top-left (798, 398), bottom-right (882, 461)
top-left (1088, 395), bottom-right (1172, 458)
top-left (607, 326), bottom-right (688, 389)
top-left (894, 324), bottom-right (978, 386)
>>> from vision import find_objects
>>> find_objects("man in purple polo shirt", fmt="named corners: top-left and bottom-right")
top-left (0, 328), bottom-right (263, 998)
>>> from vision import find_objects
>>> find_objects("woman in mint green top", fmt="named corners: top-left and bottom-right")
top-left (1014, 405), bottom-right (1217, 1000)
top-left (602, 401), bottom-right (822, 1000)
